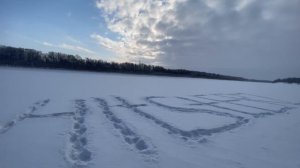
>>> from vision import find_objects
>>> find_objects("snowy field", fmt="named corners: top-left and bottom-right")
top-left (0, 67), bottom-right (300, 168)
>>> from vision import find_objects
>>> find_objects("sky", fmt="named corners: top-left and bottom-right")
top-left (0, 0), bottom-right (299, 80)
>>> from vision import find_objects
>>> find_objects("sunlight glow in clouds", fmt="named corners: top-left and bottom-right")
top-left (92, 0), bottom-right (300, 79)
top-left (92, 0), bottom-right (180, 62)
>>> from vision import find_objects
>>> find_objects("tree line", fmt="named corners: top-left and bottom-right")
top-left (0, 45), bottom-right (246, 81)
top-left (273, 78), bottom-right (300, 84)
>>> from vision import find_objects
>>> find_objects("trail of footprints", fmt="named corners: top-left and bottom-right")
top-left (0, 93), bottom-right (298, 167)
top-left (94, 98), bottom-right (157, 155)
top-left (66, 100), bottom-right (91, 168)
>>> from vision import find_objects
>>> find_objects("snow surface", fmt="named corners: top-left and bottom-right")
top-left (135, 105), bottom-right (236, 130)
top-left (0, 67), bottom-right (300, 168)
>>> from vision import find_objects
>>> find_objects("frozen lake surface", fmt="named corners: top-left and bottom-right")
top-left (0, 67), bottom-right (300, 168)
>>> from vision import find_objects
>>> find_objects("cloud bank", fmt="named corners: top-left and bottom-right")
top-left (93, 0), bottom-right (300, 79)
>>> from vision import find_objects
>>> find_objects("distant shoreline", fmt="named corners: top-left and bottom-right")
top-left (0, 45), bottom-right (275, 83)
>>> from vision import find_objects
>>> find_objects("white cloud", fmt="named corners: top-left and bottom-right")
top-left (42, 41), bottom-right (96, 55)
top-left (92, 0), bottom-right (180, 63)
top-left (91, 34), bottom-right (159, 62)
top-left (66, 36), bottom-right (82, 44)
top-left (93, 0), bottom-right (300, 79)
top-left (59, 43), bottom-right (95, 55)
top-left (42, 41), bottom-right (54, 47)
